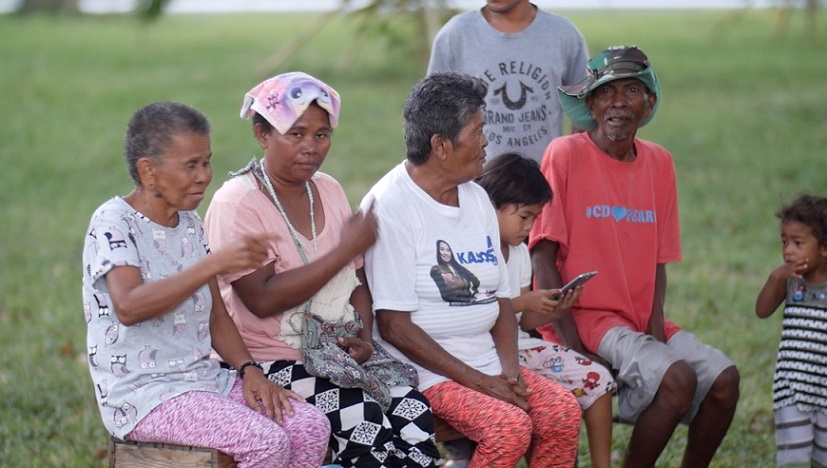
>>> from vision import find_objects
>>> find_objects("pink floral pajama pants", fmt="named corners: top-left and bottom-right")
top-left (127, 378), bottom-right (330, 467)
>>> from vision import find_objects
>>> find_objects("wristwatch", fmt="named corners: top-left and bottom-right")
top-left (238, 361), bottom-right (263, 378)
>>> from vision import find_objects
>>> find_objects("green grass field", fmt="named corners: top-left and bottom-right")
top-left (1, 7), bottom-right (825, 467)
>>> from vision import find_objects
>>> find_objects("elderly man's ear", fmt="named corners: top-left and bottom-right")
top-left (646, 92), bottom-right (657, 114)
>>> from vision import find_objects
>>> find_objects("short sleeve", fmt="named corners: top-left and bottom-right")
top-left (85, 204), bottom-right (142, 288)
top-left (363, 199), bottom-right (420, 312)
top-left (529, 138), bottom-right (572, 256)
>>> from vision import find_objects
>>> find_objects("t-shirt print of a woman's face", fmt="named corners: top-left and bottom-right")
top-left (430, 240), bottom-right (480, 305)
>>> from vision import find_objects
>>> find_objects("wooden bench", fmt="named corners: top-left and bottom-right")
top-left (110, 417), bottom-right (462, 467)
top-left (109, 437), bottom-right (236, 468)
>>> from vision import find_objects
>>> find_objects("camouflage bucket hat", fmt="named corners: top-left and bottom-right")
top-left (558, 45), bottom-right (660, 131)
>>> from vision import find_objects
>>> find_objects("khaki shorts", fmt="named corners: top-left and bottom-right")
top-left (597, 327), bottom-right (734, 424)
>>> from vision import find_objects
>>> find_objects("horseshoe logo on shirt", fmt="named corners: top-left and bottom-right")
top-left (494, 81), bottom-right (534, 110)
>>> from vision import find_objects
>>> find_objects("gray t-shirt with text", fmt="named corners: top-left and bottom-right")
top-left (428, 7), bottom-right (589, 163)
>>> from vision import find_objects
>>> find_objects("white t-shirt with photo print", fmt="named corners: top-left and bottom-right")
top-left (362, 161), bottom-right (511, 390)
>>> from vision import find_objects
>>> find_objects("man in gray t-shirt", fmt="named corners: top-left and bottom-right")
top-left (428, 0), bottom-right (589, 164)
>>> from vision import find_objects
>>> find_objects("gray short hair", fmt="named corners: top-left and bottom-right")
top-left (124, 101), bottom-right (210, 185)
top-left (403, 72), bottom-right (487, 165)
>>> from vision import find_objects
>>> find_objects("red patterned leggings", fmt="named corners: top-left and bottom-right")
top-left (423, 366), bottom-right (581, 468)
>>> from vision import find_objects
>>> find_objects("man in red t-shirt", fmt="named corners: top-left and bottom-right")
top-left (529, 46), bottom-right (740, 467)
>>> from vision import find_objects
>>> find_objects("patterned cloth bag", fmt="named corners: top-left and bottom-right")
top-left (299, 303), bottom-right (418, 412)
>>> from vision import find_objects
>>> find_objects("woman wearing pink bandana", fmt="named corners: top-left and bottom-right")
top-left (205, 72), bottom-right (440, 468)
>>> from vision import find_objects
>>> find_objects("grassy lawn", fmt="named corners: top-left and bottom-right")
top-left (1, 7), bottom-right (825, 466)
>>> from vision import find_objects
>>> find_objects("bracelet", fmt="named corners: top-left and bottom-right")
top-left (238, 361), bottom-right (262, 379)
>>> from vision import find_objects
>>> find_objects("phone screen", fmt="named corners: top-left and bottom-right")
top-left (549, 271), bottom-right (597, 300)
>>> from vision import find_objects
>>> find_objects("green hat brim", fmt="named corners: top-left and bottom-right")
top-left (558, 67), bottom-right (660, 131)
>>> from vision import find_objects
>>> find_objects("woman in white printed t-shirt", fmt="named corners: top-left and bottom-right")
top-left (361, 72), bottom-right (582, 468)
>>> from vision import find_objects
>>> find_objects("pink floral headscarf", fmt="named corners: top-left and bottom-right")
top-left (239, 71), bottom-right (341, 134)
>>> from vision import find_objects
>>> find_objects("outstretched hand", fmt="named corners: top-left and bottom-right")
top-left (211, 233), bottom-right (273, 275)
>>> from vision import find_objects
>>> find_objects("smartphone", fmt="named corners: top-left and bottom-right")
top-left (549, 271), bottom-right (597, 300)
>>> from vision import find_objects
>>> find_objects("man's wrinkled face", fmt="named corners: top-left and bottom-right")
top-left (586, 78), bottom-right (655, 142)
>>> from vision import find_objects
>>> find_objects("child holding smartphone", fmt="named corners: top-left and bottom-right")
top-left (441, 153), bottom-right (617, 468)
top-left (755, 193), bottom-right (827, 467)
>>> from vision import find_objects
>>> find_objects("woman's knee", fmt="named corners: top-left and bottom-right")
top-left (388, 386), bottom-right (435, 430)
top-left (529, 390), bottom-right (581, 447)
top-left (526, 375), bottom-right (582, 430)
top-left (550, 389), bottom-right (582, 429)
top-left (361, 401), bottom-right (389, 427)
top-left (478, 408), bottom-right (533, 452)
top-left (236, 418), bottom-right (292, 461)
top-left (558, 388), bottom-right (581, 415)
top-left (284, 402), bottom-right (331, 438)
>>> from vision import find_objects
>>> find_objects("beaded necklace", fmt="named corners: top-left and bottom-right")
top-left (259, 160), bottom-right (318, 256)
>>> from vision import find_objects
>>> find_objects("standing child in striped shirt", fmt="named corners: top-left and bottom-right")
top-left (756, 193), bottom-right (827, 467)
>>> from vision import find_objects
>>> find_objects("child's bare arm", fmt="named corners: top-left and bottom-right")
top-left (755, 262), bottom-right (801, 318)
